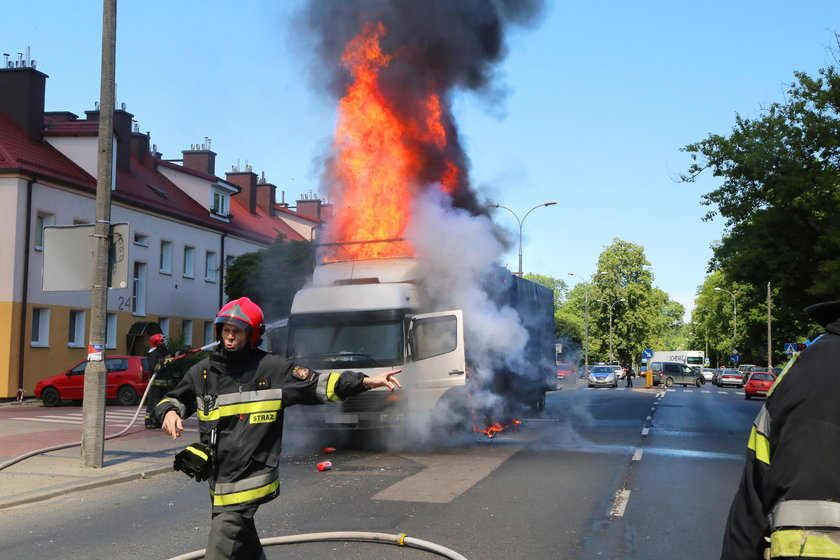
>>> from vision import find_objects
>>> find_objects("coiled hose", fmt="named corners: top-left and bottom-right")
top-left (165, 531), bottom-right (468, 560)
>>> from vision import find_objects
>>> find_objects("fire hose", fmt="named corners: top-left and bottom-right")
top-left (165, 531), bottom-right (468, 560)
top-left (0, 341), bottom-right (218, 472)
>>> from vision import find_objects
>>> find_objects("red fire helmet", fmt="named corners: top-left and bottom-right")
top-left (150, 333), bottom-right (166, 348)
top-left (214, 297), bottom-right (265, 348)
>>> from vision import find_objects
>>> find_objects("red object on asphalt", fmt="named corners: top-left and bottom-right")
top-left (323, 447), bottom-right (336, 454)
top-left (744, 371), bottom-right (776, 399)
top-left (316, 461), bottom-right (332, 471)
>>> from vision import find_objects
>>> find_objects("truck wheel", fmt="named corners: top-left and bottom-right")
top-left (665, 378), bottom-right (674, 387)
top-left (695, 379), bottom-right (702, 388)
top-left (530, 392), bottom-right (546, 412)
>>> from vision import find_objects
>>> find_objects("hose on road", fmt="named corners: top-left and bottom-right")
top-left (165, 531), bottom-right (468, 560)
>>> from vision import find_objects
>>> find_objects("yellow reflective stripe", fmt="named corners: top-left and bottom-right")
top-left (747, 426), bottom-right (771, 465)
top-left (326, 372), bottom-right (342, 402)
top-left (211, 479), bottom-right (279, 507)
top-left (197, 400), bottom-right (282, 421)
top-left (768, 353), bottom-right (798, 397)
top-left (187, 445), bottom-right (209, 461)
top-left (771, 529), bottom-right (840, 558)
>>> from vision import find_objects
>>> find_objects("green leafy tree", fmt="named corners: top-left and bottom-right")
top-left (681, 55), bottom-right (840, 347)
top-left (225, 238), bottom-right (316, 320)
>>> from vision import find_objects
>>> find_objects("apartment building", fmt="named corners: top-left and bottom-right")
top-left (0, 58), bottom-right (327, 399)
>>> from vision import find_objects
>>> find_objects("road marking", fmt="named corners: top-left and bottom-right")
top-left (646, 415), bottom-right (652, 421)
top-left (632, 449), bottom-right (643, 461)
top-left (371, 444), bottom-right (522, 503)
top-left (610, 489), bottom-right (631, 517)
top-left (641, 427), bottom-right (650, 436)
top-left (701, 390), bottom-right (710, 393)
top-left (718, 391), bottom-right (728, 395)
top-left (650, 407), bottom-right (656, 412)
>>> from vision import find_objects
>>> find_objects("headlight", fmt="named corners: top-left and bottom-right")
top-left (588, 374), bottom-right (596, 382)
top-left (607, 375), bottom-right (615, 381)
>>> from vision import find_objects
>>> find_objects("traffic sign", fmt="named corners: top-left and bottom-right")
top-left (642, 348), bottom-right (653, 359)
top-left (731, 353), bottom-right (740, 363)
top-left (784, 343), bottom-right (798, 354)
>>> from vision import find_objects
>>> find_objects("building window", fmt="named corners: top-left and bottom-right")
top-left (158, 318), bottom-right (170, 338)
top-left (68, 310), bottom-right (86, 347)
top-left (31, 307), bottom-right (50, 347)
top-left (35, 212), bottom-right (55, 251)
top-left (133, 261), bottom-right (147, 316)
top-left (134, 233), bottom-right (149, 247)
top-left (183, 246), bottom-right (195, 278)
top-left (211, 189), bottom-right (229, 217)
top-left (182, 320), bottom-right (193, 348)
top-left (204, 321), bottom-right (215, 345)
top-left (106, 313), bottom-right (117, 349)
top-left (205, 251), bottom-right (217, 282)
top-left (160, 240), bottom-right (173, 275)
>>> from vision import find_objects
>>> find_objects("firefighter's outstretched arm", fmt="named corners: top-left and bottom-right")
top-left (364, 369), bottom-right (402, 391)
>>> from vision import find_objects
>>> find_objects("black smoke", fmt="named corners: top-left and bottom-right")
top-left (295, 0), bottom-right (545, 215)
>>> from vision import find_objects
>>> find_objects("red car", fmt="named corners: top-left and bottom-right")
top-left (556, 362), bottom-right (576, 379)
top-left (34, 356), bottom-right (151, 407)
top-left (744, 371), bottom-right (776, 400)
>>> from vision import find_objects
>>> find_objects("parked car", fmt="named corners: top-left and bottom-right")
top-left (737, 364), bottom-right (758, 378)
top-left (556, 362), bottom-right (576, 379)
top-left (701, 368), bottom-right (716, 382)
top-left (648, 361), bottom-right (703, 387)
top-left (611, 364), bottom-right (626, 380)
top-left (744, 371), bottom-right (776, 399)
top-left (717, 369), bottom-right (744, 388)
top-left (34, 356), bottom-right (151, 407)
top-left (588, 365), bottom-right (618, 388)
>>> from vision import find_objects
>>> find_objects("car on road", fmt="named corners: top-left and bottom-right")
top-left (717, 369), bottom-right (744, 388)
top-left (33, 356), bottom-right (151, 407)
top-left (648, 361), bottom-right (704, 387)
top-left (701, 368), bottom-right (716, 382)
top-left (744, 371), bottom-right (776, 399)
top-left (556, 362), bottom-right (576, 379)
top-left (588, 365), bottom-right (618, 388)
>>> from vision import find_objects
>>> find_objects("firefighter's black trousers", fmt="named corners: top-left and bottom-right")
top-left (206, 506), bottom-right (266, 560)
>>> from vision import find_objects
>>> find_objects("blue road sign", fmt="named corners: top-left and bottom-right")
top-left (784, 343), bottom-right (798, 354)
top-left (731, 353), bottom-right (740, 363)
top-left (642, 348), bottom-right (653, 359)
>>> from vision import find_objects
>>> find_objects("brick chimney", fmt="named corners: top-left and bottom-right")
top-left (84, 107), bottom-right (134, 170)
top-left (131, 131), bottom-right (151, 164)
top-left (182, 147), bottom-right (217, 176)
top-left (296, 197), bottom-right (324, 221)
top-left (0, 64), bottom-right (47, 139)
top-left (256, 173), bottom-right (277, 217)
top-left (226, 170), bottom-right (258, 214)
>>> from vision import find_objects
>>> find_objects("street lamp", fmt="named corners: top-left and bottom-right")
top-left (488, 200), bottom-right (557, 276)
top-left (715, 287), bottom-right (737, 358)
top-left (569, 271), bottom-right (608, 374)
top-left (596, 298), bottom-right (627, 363)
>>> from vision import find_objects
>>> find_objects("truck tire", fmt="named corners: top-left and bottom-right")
top-left (530, 391), bottom-right (546, 412)
top-left (665, 377), bottom-right (674, 387)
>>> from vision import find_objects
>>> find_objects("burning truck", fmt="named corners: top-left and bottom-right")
top-left (267, 253), bottom-right (555, 434)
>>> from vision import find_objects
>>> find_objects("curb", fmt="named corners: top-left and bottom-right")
top-left (0, 463), bottom-right (172, 510)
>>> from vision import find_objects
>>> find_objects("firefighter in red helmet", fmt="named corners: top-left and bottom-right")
top-left (151, 297), bottom-right (400, 560)
top-left (144, 332), bottom-right (174, 429)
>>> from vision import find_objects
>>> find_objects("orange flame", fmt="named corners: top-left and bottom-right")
top-left (324, 21), bottom-right (460, 261)
top-left (473, 418), bottom-right (522, 438)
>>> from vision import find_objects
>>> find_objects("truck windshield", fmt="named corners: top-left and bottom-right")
top-left (288, 321), bottom-right (402, 369)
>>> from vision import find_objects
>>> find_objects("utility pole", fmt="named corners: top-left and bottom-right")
top-left (81, 0), bottom-right (116, 468)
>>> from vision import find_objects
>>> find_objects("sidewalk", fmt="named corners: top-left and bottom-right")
top-left (0, 399), bottom-right (183, 510)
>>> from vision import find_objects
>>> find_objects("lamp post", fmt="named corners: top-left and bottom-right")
top-left (596, 298), bottom-right (626, 363)
top-left (488, 200), bottom-right (557, 276)
top-left (715, 287), bottom-right (737, 361)
top-left (569, 271), bottom-right (607, 375)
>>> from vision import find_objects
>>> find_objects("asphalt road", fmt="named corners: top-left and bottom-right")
top-left (0, 379), bottom-right (760, 560)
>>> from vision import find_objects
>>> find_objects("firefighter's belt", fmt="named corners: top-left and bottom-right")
top-left (174, 442), bottom-right (213, 482)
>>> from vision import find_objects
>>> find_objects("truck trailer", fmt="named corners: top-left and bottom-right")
top-left (267, 257), bottom-right (555, 434)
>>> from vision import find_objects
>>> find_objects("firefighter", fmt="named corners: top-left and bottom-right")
top-left (144, 333), bottom-right (174, 429)
top-left (721, 299), bottom-right (840, 559)
top-left (150, 297), bottom-right (401, 560)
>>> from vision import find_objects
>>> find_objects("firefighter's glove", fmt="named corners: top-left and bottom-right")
top-left (173, 442), bottom-right (213, 482)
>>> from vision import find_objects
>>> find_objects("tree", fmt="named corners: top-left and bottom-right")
top-left (225, 238), bottom-right (316, 320)
top-left (681, 56), bottom-right (840, 344)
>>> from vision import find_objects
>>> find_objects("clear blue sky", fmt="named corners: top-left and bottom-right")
top-left (8, 1), bottom-right (840, 319)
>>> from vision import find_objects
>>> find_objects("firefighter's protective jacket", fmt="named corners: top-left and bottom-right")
top-left (152, 347), bottom-right (368, 513)
top-left (721, 304), bottom-right (840, 559)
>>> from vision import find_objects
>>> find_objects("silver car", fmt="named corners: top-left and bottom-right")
top-left (588, 365), bottom-right (618, 388)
